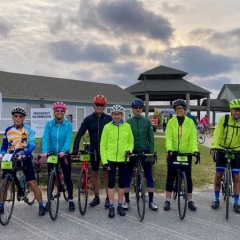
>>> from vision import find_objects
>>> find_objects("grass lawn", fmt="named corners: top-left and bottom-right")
top-left (0, 132), bottom-right (215, 193)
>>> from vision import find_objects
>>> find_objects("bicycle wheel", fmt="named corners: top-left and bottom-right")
top-left (197, 132), bottom-right (205, 144)
top-left (177, 171), bottom-right (188, 220)
top-left (47, 172), bottom-right (59, 221)
top-left (0, 175), bottom-right (15, 226)
top-left (136, 171), bottom-right (145, 221)
top-left (225, 171), bottom-right (230, 220)
top-left (206, 129), bottom-right (212, 138)
top-left (60, 174), bottom-right (68, 201)
top-left (25, 170), bottom-right (39, 205)
top-left (78, 170), bottom-right (88, 215)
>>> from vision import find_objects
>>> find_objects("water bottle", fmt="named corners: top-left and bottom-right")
top-left (20, 175), bottom-right (26, 191)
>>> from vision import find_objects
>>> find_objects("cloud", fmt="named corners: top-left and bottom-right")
top-left (77, 0), bottom-right (174, 42)
top-left (48, 40), bottom-right (118, 63)
top-left (148, 46), bottom-right (236, 77)
top-left (161, 1), bottom-right (183, 13)
top-left (0, 17), bottom-right (12, 38)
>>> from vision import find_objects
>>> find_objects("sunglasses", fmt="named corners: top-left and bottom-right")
top-left (95, 104), bottom-right (105, 107)
top-left (54, 109), bottom-right (65, 113)
top-left (133, 107), bottom-right (143, 110)
top-left (13, 114), bottom-right (24, 119)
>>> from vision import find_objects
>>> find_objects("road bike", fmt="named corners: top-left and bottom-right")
top-left (0, 154), bottom-right (40, 226)
top-left (45, 153), bottom-right (69, 221)
top-left (125, 151), bottom-right (157, 221)
top-left (77, 142), bottom-right (95, 215)
top-left (171, 151), bottom-right (200, 220)
top-left (213, 149), bottom-right (238, 219)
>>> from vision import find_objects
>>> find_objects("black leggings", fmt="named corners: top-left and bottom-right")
top-left (107, 161), bottom-right (127, 189)
top-left (166, 155), bottom-right (193, 193)
top-left (48, 156), bottom-right (73, 200)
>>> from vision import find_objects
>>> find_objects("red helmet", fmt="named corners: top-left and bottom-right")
top-left (93, 95), bottom-right (107, 105)
top-left (52, 101), bottom-right (67, 110)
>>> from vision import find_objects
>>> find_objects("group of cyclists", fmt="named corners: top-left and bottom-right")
top-left (0, 95), bottom-right (240, 220)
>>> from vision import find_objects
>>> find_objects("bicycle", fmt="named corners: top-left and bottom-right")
top-left (170, 151), bottom-right (200, 220)
top-left (125, 151), bottom-right (157, 221)
top-left (213, 149), bottom-right (238, 219)
top-left (77, 142), bottom-right (95, 216)
top-left (45, 152), bottom-right (69, 221)
top-left (197, 127), bottom-right (205, 144)
top-left (0, 153), bottom-right (40, 226)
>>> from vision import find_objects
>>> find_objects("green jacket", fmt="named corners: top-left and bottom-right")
top-left (127, 116), bottom-right (154, 153)
top-left (166, 116), bottom-right (198, 153)
top-left (100, 122), bottom-right (134, 165)
top-left (211, 114), bottom-right (240, 150)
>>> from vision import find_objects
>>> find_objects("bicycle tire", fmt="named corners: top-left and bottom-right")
top-left (136, 171), bottom-right (145, 221)
top-left (206, 129), bottom-right (212, 138)
top-left (177, 171), bottom-right (188, 220)
top-left (225, 171), bottom-right (230, 220)
top-left (0, 175), bottom-right (15, 226)
top-left (25, 170), bottom-right (39, 205)
top-left (197, 132), bottom-right (205, 144)
top-left (78, 170), bottom-right (88, 215)
top-left (47, 172), bottom-right (59, 221)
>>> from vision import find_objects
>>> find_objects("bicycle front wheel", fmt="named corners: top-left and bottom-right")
top-left (47, 172), bottom-right (60, 221)
top-left (78, 170), bottom-right (88, 215)
top-left (197, 132), bottom-right (205, 144)
top-left (0, 175), bottom-right (15, 226)
top-left (177, 171), bottom-right (188, 220)
top-left (225, 171), bottom-right (230, 220)
top-left (25, 169), bottom-right (39, 205)
top-left (206, 129), bottom-right (212, 138)
top-left (135, 171), bottom-right (145, 221)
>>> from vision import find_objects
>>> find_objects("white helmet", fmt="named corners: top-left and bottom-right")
top-left (110, 104), bottom-right (124, 114)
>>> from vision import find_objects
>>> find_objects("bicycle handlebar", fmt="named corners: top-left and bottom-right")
top-left (167, 151), bottom-right (200, 165)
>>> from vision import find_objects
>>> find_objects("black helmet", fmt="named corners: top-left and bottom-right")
top-left (172, 99), bottom-right (186, 109)
top-left (130, 98), bottom-right (144, 107)
top-left (11, 107), bottom-right (27, 116)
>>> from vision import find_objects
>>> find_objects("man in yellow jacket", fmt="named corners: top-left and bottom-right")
top-left (211, 99), bottom-right (240, 213)
top-left (100, 105), bottom-right (134, 218)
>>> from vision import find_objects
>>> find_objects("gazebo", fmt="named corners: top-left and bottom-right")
top-left (126, 65), bottom-right (211, 118)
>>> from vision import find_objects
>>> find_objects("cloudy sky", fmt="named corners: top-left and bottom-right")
top-left (1, 0), bottom-right (240, 99)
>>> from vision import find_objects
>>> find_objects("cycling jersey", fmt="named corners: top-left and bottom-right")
top-left (1, 124), bottom-right (35, 156)
top-left (100, 121), bottom-right (134, 165)
top-left (211, 114), bottom-right (240, 150)
top-left (42, 119), bottom-right (72, 154)
top-left (166, 116), bottom-right (198, 153)
top-left (127, 116), bottom-right (154, 153)
top-left (73, 112), bottom-right (112, 153)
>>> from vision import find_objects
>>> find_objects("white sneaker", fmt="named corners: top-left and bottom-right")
top-left (149, 202), bottom-right (158, 211)
top-left (122, 202), bottom-right (130, 210)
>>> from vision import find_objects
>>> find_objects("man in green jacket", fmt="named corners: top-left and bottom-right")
top-left (211, 99), bottom-right (240, 213)
top-left (123, 98), bottom-right (158, 211)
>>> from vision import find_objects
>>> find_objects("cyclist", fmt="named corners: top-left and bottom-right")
top-left (123, 98), bottom-right (158, 211)
top-left (72, 95), bottom-right (112, 208)
top-left (162, 115), bottom-right (168, 132)
top-left (199, 114), bottom-right (210, 133)
top-left (164, 99), bottom-right (199, 211)
top-left (0, 107), bottom-right (45, 216)
top-left (210, 99), bottom-right (240, 213)
top-left (100, 105), bottom-right (134, 218)
top-left (186, 110), bottom-right (198, 127)
top-left (41, 102), bottom-right (75, 211)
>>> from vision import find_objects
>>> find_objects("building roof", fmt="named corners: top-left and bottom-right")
top-left (0, 71), bottom-right (134, 104)
top-left (201, 99), bottom-right (229, 112)
top-left (217, 84), bottom-right (240, 99)
top-left (127, 65), bottom-right (211, 101)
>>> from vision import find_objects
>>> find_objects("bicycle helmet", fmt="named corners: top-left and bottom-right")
top-left (172, 99), bottom-right (186, 109)
top-left (130, 98), bottom-right (144, 107)
top-left (52, 101), bottom-right (67, 110)
top-left (93, 95), bottom-right (107, 105)
top-left (110, 104), bottom-right (124, 114)
top-left (11, 107), bottom-right (26, 116)
top-left (229, 99), bottom-right (240, 109)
